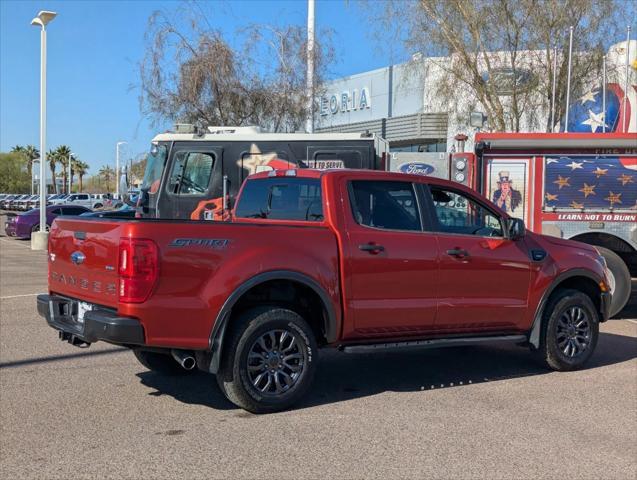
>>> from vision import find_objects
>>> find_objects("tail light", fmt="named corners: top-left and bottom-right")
top-left (118, 238), bottom-right (159, 303)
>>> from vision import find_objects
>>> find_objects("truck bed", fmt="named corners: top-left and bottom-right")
top-left (48, 216), bottom-right (340, 349)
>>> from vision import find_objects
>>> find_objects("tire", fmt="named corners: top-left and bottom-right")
top-left (31, 224), bottom-right (50, 234)
top-left (596, 247), bottom-right (631, 317)
top-left (133, 349), bottom-right (195, 376)
top-left (537, 289), bottom-right (599, 371)
top-left (94, 203), bottom-right (103, 209)
top-left (216, 307), bottom-right (318, 414)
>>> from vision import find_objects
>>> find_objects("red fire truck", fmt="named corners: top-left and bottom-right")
top-left (392, 133), bottom-right (636, 316)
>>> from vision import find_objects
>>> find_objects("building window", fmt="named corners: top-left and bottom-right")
top-left (390, 140), bottom-right (447, 153)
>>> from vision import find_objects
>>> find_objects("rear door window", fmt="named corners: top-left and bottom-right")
top-left (235, 177), bottom-right (323, 221)
top-left (349, 180), bottom-right (421, 231)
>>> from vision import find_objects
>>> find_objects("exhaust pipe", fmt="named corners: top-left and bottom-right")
top-left (171, 349), bottom-right (196, 370)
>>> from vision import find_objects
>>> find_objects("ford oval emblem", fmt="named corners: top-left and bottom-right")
top-left (70, 251), bottom-right (86, 265)
top-left (399, 162), bottom-right (435, 176)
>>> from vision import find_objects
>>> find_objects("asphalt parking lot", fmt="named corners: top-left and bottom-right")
top-left (1, 214), bottom-right (635, 479)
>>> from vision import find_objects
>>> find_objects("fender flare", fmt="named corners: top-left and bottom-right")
top-left (207, 270), bottom-right (338, 373)
top-left (528, 268), bottom-right (603, 349)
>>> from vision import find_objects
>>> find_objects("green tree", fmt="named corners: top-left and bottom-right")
top-left (74, 160), bottom-right (89, 192)
top-left (0, 152), bottom-right (30, 193)
top-left (46, 149), bottom-right (59, 194)
top-left (98, 165), bottom-right (115, 192)
top-left (54, 145), bottom-right (72, 194)
top-left (10, 145), bottom-right (40, 184)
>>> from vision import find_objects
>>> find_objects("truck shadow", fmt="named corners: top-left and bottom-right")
top-left (136, 331), bottom-right (636, 412)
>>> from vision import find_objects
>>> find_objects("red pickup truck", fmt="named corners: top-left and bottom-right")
top-left (38, 169), bottom-right (611, 413)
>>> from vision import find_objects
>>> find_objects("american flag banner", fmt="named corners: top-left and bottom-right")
top-left (544, 156), bottom-right (637, 210)
top-left (560, 83), bottom-right (636, 133)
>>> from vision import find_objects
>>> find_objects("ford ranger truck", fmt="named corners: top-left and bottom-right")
top-left (38, 169), bottom-right (611, 413)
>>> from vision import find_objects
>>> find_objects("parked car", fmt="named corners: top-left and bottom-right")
top-left (16, 194), bottom-right (39, 211)
top-left (90, 193), bottom-right (112, 209)
top-left (5, 205), bottom-right (91, 239)
top-left (79, 204), bottom-right (135, 218)
top-left (8, 195), bottom-right (29, 210)
top-left (48, 194), bottom-right (69, 205)
top-left (50, 193), bottom-right (103, 209)
top-left (1, 194), bottom-right (18, 209)
top-left (38, 169), bottom-right (611, 413)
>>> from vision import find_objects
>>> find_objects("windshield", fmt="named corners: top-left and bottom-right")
top-left (142, 143), bottom-right (168, 194)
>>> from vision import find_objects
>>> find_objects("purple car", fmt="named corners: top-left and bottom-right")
top-left (4, 205), bottom-right (90, 239)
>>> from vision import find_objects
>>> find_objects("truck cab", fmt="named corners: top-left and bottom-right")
top-left (389, 132), bottom-right (636, 316)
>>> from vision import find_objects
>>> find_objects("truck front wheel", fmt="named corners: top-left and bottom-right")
top-left (216, 307), bottom-right (318, 413)
top-left (537, 289), bottom-right (599, 371)
top-left (596, 247), bottom-right (630, 317)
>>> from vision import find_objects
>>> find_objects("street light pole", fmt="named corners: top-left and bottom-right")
top-left (31, 10), bottom-right (57, 251)
top-left (68, 152), bottom-right (74, 193)
top-left (305, 0), bottom-right (315, 134)
top-left (116, 141), bottom-right (127, 199)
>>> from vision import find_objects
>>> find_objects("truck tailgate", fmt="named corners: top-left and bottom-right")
top-left (48, 217), bottom-right (122, 308)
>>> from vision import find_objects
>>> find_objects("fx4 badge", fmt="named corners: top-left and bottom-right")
top-left (168, 238), bottom-right (230, 249)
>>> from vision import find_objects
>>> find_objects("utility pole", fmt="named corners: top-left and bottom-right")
top-left (30, 10), bottom-right (57, 250)
top-left (550, 47), bottom-right (558, 132)
top-left (622, 26), bottom-right (631, 133)
top-left (116, 141), bottom-right (127, 199)
top-left (564, 26), bottom-right (574, 132)
top-left (305, 0), bottom-right (315, 134)
top-left (68, 152), bottom-right (73, 194)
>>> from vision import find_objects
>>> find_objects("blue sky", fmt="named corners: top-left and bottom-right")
top-left (0, 0), bottom-right (403, 175)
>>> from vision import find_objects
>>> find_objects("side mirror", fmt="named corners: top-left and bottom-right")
top-left (508, 218), bottom-right (526, 240)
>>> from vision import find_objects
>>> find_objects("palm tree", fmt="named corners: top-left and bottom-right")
top-left (54, 145), bottom-right (72, 194)
top-left (23, 145), bottom-right (40, 178)
top-left (74, 160), bottom-right (89, 192)
top-left (47, 149), bottom-right (59, 194)
top-left (10, 145), bottom-right (25, 159)
top-left (10, 145), bottom-right (40, 193)
top-left (99, 165), bottom-right (115, 192)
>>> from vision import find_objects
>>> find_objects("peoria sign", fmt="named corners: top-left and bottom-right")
top-left (320, 87), bottom-right (371, 116)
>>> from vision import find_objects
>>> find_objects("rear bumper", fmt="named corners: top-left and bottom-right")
top-left (601, 291), bottom-right (611, 321)
top-left (4, 222), bottom-right (16, 236)
top-left (37, 294), bottom-right (145, 346)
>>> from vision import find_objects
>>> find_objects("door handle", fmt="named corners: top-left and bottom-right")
top-left (446, 248), bottom-right (469, 258)
top-left (359, 243), bottom-right (385, 254)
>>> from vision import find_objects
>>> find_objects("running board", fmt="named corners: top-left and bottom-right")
top-left (342, 334), bottom-right (528, 354)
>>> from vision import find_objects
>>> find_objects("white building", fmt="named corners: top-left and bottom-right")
top-left (316, 40), bottom-right (637, 151)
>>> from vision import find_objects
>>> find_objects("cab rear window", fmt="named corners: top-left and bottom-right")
top-left (235, 177), bottom-right (323, 222)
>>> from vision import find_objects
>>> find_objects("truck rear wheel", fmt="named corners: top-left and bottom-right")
top-left (216, 307), bottom-right (318, 413)
top-left (537, 289), bottom-right (599, 371)
top-left (133, 349), bottom-right (195, 376)
top-left (596, 247), bottom-right (630, 317)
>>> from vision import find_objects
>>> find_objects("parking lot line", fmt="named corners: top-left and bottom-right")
top-left (0, 237), bottom-right (32, 248)
top-left (0, 293), bottom-right (41, 300)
